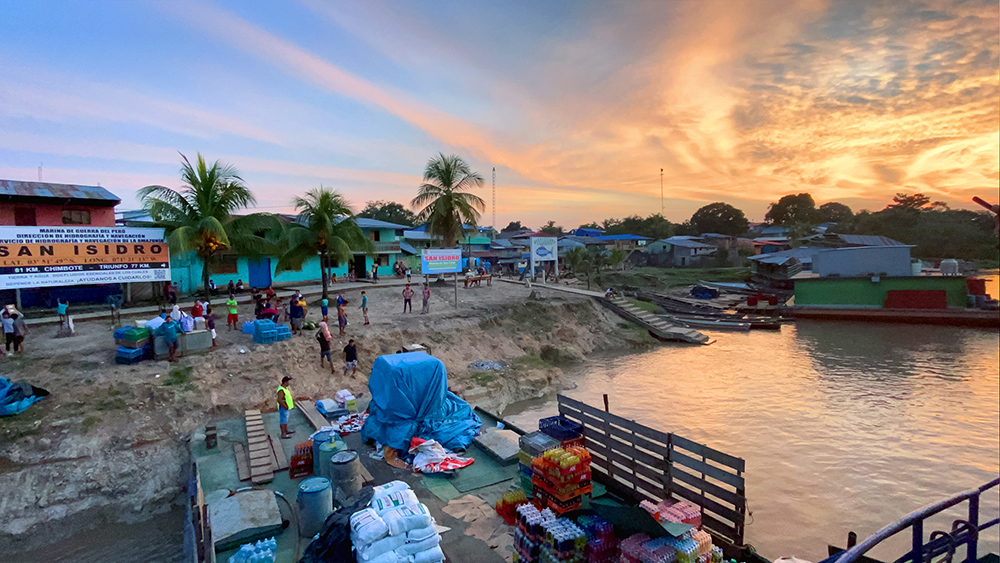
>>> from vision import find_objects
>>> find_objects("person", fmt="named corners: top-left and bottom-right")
top-left (371, 263), bottom-right (378, 282)
top-left (336, 292), bottom-right (346, 307)
top-left (226, 294), bottom-right (239, 330)
top-left (277, 376), bottom-right (295, 439)
top-left (3, 311), bottom-right (15, 353)
top-left (343, 338), bottom-right (358, 377)
top-left (330, 272), bottom-right (337, 284)
top-left (337, 302), bottom-right (347, 336)
top-left (289, 296), bottom-right (304, 335)
top-left (421, 284), bottom-right (431, 314)
top-left (208, 279), bottom-right (217, 295)
top-left (402, 284), bottom-right (414, 313)
top-left (235, 279), bottom-right (244, 293)
top-left (316, 321), bottom-right (334, 374)
top-left (265, 286), bottom-right (276, 300)
top-left (171, 303), bottom-right (182, 323)
top-left (321, 297), bottom-right (329, 323)
top-left (405, 267), bottom-right (412, 282)
top-left (157, 314), bottom-right (181, 362)
top-left (191, 300), bottom-right (204, 319)
top-left (166, 282), bottom-right (177, 305)
top-left (11, 313), bottom-right (28, 353)
top-left (277, 297), bottom-right (289, 322)
top-left (227, 280), bottom-right (235, 295)
top-left (205, 305), bottom-right (217, 346)
top-left (605, 288), bottom-right (614, 298)
top-left (56, 298), bottom-right (69, 326)
top-left (254, 295), bottom-right (265, 319)
top-left (261, 301), bottom-right (279, 322)
top-left (360, 291), bottom-right (369, 325)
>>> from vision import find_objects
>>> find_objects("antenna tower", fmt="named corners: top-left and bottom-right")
top-left (492, 167), bottom-right (496, 232)
top-left (38, 163), bottom-right (43, 182)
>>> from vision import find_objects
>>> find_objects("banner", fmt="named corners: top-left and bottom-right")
top-left (421, 248), bottom-right (462, 274)
top-left (530, 237), bottom-right (558, 262)
top-left (0, 226), bottom-right (170, 289)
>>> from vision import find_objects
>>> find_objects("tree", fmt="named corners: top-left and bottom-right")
top-left (502, 221), bottom-right (524, 232)
top-left (886, 192), bottom-right (946, 211)
top-left (276, 188), bottom-right (373, 300)
top-left (689, 202), bottom-right (749, 236)
top-left (138, 153), bottom-right (279, 299)
top-left (411, 154), bottom-right (486, 247)
top-left (765, 193), bottom-right (820, 225)
top-left (358, 200), bottom-right (417, 227)
top-left (539, 221), bottom-right (564, 236)
top-left (818, 202), bottom-right (853, 223)
top-left (601, 214), bottom-right (676, 240)
top-left (577, 222), bottom-right (601, 231)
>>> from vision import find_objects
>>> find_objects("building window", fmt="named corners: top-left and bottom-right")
top-left (376, 255), bottom-right (389, 266)
top-left (216, 255), bottom-right (239, 274)
top-left (321, 256), bottom-right (339, 269)
top-left (62, 210), bottom-right (92, 225)
top-left (370, 231), bottom-right (381, 242)
top-left (14, 208), bottom-right (36, 226)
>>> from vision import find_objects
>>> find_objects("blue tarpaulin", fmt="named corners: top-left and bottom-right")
top-left (361, 353), bottom-right (481, 451)
top-left (0, 377), bottom-right (49, 417)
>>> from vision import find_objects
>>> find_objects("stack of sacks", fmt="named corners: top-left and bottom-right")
top-left (350, 480), bottom-right (444, 563)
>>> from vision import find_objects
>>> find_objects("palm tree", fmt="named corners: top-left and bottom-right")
top-left (411, 154), bottom-right (486, 247)
top-left (275, 187), bottom-right (372, 300)
top-left (138, 153), bottom-right (279, 299)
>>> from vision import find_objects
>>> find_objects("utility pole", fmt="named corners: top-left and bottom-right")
top-left (492, 167), bottom-right (496, 234)
top-left (660, 168), bottom-right (664, 215)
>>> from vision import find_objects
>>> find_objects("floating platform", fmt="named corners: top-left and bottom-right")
top-left (793, 306), bottom-right (999, 328)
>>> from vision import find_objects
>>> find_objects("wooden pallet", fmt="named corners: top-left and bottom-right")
top-left (297, 400), bottom-right (328, 430)
top-left (245, 410), bottom-right (273, 484)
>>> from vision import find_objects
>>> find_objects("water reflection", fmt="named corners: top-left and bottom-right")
top-left (507, 305), bottom-right (999, 562)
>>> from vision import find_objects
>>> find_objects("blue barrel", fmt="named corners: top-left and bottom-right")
top-left (296, 477), bottom-right (333, 538)
top-left (311, 430), bottom-right (334, 473)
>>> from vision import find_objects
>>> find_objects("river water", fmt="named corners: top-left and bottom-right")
top-left (507, 280), bottom-right (1000, 562)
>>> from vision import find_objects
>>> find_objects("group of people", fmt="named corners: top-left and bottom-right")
top-left (155, 298), bottom-right (220, 362)
top-left (401, 283), bottom-right (432, 314)
top-left (1, 308), bottom-right (28, 355)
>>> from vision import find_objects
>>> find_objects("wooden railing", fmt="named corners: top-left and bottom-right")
top-left (557, 394), bottom-right (747, 547)
top-left (372, 241), bottom-right (401, 253)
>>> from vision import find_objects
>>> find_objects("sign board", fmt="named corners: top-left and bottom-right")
top-left (530, 237), bottom-right (558, 262)
top-left (0, 226), bottom-right (170, 289)
top-left (420, 248), bottom-right (462, 274)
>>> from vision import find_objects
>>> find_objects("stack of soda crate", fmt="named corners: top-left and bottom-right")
top-left (538, 416), bottom-right (584, 448)
top-left (252, 319), bottom-right (278, 344)
top-left (530, 446), bottom-right (592, 514)
top-left (273, 323), bottom-right (291, 341)
top-left (518, 431), bottom-right (560, 497)
top-left (115, 326), bottom-right (152, 364)
top-left (636, 499), bottom-right (719, 563)
top-left (576, 514), bottom-right (618, 563)
top-left (513, 503), bottom-right (557, 563)
top-left (539, 517), bottom-right (587, 563)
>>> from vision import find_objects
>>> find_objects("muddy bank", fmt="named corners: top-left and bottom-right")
top-left (0, 283), bottom-right (655, 555)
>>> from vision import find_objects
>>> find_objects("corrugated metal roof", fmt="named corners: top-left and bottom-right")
top-left (0, 179), bottom-right (120, 203)
top-left (597, 234), bottom-right (651, 241)
top-left (399, 241), bottom-right (418, 255)
top-left (403, 230), bottom-right (440, 241)
top-left (663, 236), bottom-right (714, 249)
top-left (838, 234), bottom-right (906, 247)
top-left (749, 246), bottom-right (820, 264)
top-left (354, 217), bottom-right (410, 230)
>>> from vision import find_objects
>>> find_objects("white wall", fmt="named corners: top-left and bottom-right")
top-left (813, 246), bottom-right (912, 277)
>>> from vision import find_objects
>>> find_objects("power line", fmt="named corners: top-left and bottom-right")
top-left (660, 168), bottom-right (664, 215)
top-left (492, 167), bottom-right (497, 232)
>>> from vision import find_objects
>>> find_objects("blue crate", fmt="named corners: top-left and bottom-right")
top-left (253, 319), bottom-right (276, 332)
top-left (538, 416), bottom-right (583, 442)
top-left (242, 321), bottom-right (255, 334)
top-left (116, 346), bottom-right (146, 359)
top-left (113, 327), bottom-right (129, 340)
top-left (275, 333), bottom-right (289, 341)
top-left (275, 324), bottom-right (291, 335)
top-left (115, 355), bottom-right (146, 365)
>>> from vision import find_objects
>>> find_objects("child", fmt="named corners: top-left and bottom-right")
top-left (226, 294), bottom-right (239, 330)
top-left (205, 306), bottom-right (217, 346)
top-left (337, 303), bottom-right (347, 336)
top-left (56, 298), bottom-right (69, 326)
top-left (316, 321), bottom-right (334, 374)
top-left (321, 297), bottom-right (329, 323)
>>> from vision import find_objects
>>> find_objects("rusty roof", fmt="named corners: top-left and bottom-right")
top-left (0, 179), bottom-right (121, 204)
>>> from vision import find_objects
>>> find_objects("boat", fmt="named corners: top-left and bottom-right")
top-left (637, 291), bottom-right (787, 329)
top-left (661, 314), bottom-right (751, 331)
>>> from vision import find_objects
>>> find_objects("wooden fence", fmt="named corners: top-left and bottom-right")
top-left (557, 394), bottom-right (747, 547)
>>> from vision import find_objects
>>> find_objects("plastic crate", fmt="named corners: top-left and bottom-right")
top-left (115, 355), bottom-right (145, 365)
top-left (539, 416), bottom-right (583, 442)
top-left (242, 321), bottom-right (255, 334)
top-left (116, 338), bottom-right (150, 349)
top-left (116, 345), bottom-right (146, 359)
top-left (113, 327), bottom-right (129, 340)
top-left (275, 324), bottom-right (291, 334)
top-left (519, 431), bottom-right (561, 457)
top-left (122, 326), bottom-right (152, 341)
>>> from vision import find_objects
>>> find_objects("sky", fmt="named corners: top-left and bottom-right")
top-left (1, 0), bottom-right (997, 229)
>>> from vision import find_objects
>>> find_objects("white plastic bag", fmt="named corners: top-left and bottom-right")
top-left (382, 503), bottom-right (433, 536)
top-left (371, 480), bottom-right (411, 502)
top-left (371, 489), bottom-right (419, 515)
top-left (411, 546), bottom-right (444, 563)
top-left (350, 508), bottom-right (389, 545)
top-left (409, 440), bottom-right (448, 473)
top-left (396, 534), bottom-right (440, 555)
top-left (357, 534), bottom-right (406, 561)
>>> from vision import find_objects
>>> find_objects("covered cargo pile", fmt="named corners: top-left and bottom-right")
top-left (361, 353), bottom-right (481, 452)
top-left (0, 377), bottom-right (49, 416)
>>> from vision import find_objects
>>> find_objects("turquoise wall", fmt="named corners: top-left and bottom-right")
top-left (794, 276), bottom-right (969, 309)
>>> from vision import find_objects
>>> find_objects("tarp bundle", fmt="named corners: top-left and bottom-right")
top-left (361, 353), bottom-right (481, 452)
top-left (0, 377), bottom-right (50, 417)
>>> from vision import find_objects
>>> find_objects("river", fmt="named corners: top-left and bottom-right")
top-left (506, 286), bottom-right (1000, 561)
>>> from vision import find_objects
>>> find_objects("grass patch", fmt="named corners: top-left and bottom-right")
top-left (97, 397), bottom-right (127, 411)
top-left (471, 372), bottom-right (497, 386)
top-left (628, 298), bottom-right (661, 314)
top-left (163, 366), bottom-right (195, 391)
top-left (82, 416), bottom-right (102, 430)
top-left (512, 355), bottom-right (550, 370)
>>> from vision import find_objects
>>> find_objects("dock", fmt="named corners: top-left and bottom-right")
top-left (601, 296), bottom-right (710, 344)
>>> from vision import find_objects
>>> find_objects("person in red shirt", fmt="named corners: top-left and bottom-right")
top-left (191, 300), bottom-right (204, 318)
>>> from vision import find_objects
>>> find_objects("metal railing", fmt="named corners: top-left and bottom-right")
top-left (835, 477), bottom-right (999, 563)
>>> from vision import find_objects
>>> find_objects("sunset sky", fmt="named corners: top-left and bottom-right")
top-left (1, 0), bottom-right (997, 229)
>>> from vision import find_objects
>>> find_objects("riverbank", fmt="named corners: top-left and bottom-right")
top-left (0, 280), bottom-right (657, 556)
